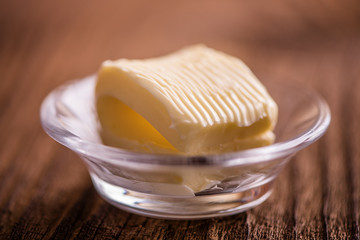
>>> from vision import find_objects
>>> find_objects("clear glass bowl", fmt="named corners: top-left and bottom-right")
top-left (40, 75), bottom-right (330, 219)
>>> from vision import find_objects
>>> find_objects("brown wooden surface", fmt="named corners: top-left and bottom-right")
top-left (1, 0), bottom-right (360, 239)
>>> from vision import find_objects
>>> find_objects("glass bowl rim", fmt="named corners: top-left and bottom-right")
top-left (40, 75), bottom-right (331, 167)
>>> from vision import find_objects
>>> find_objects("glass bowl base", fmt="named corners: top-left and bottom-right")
top-left (90, 173), bottom-right (274, 220)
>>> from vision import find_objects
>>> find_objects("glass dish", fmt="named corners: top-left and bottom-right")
top-left (40, 75), bottom-right (330, 219)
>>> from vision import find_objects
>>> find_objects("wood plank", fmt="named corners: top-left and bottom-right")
top-left (0, 0), bottom-right (360, 239)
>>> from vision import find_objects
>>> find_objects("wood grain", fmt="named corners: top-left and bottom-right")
top-left (1, 0), bottom-right (360, 239)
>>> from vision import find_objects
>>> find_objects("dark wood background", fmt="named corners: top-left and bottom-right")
top-left (1, 0), bottom-right (360, 239)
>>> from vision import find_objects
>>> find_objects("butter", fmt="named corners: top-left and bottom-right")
top-left (95, 45), bottom-right (278, 155)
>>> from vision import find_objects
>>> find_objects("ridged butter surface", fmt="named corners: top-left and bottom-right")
top-left (95, 45), bottom-right (278, 154)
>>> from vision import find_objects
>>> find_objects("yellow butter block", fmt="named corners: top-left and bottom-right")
top-left (95, 45), bottom-right (278, 154)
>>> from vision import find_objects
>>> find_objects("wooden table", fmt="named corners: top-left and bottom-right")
top-left (1, 1), bottom-right (359, 239)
